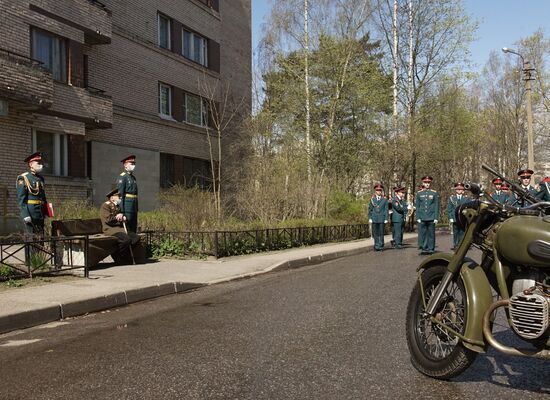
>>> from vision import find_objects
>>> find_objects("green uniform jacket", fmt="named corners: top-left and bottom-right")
top-left (447, 194), bottom-right (469, 221)
top-left (116, 171), bottom-right (138, 215)
top-left (368, 196), bottom-right (388, 223)
top-left (508, 185), bottom-right (537, 207)
top-left (415, 189), bottom-right (439, 221)
top-left (536, 182), bottom-right (550, 202)
top-left (491, 190), bottom-right (508, 205)
top-left (100, 201), bottom-right (126, 236)
top-left (16, 171), bottom-right (47, 220)
top-left (390, 196), bottom-right (407, 223)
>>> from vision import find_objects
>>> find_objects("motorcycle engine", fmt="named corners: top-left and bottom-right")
top-left (509, 271), bottom-right (550, 340)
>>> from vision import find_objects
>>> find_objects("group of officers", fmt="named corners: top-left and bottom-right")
top-left (367, 168), bottom-right (550, 255)
top-left (16, 151), bottom-right (550, 258)
top-left (16, 151), bottom-right (141, 258)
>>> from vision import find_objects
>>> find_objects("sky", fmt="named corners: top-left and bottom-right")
top-left (251, 0), bottom-right (550, 70)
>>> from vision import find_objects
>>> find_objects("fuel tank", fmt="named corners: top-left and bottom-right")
top-left (495, 215), bottom-right (550, 268)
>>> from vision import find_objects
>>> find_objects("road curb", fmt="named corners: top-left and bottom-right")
top-left (0, 282), bottom-right (204, 335)
top-left (0, 236), bottom-right (417, 335)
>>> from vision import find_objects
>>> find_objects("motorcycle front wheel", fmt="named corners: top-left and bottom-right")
top-left (406, 265), bottom-right (477, 380)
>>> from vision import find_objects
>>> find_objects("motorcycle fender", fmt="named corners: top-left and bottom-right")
top-left (417, 254), bottom-right (492, 353)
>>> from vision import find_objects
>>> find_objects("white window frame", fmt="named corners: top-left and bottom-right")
top-left (32, 129), bottom-right (68, 176)
top-left (182, 29), bottom-right (208, 67)
top-left (184, 93), bottom-right (209, 127)
top-left (158, 83), bottom-right (172, 118)
top-left (31, 28), bottom-right (67, 82)
top-left (158, 13), bottom-right (171, 50)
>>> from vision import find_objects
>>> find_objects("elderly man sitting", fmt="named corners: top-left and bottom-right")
top-left (100, 188), bottom-right (140, 263)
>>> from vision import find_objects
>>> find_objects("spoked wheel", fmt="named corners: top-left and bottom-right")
top-left (406, 265), bottom-right (477, 380)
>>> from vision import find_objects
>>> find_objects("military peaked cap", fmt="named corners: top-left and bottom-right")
top-left (421, 176), bottom-right (433, 182)
top-left (24, 151), bottom-right (42, 163)
top-left (121, 155), bottom-right (136, 163)
top-left (106, 188), bottom-right (120, 198)
top-left (518, 168), bottom-right (534, 177)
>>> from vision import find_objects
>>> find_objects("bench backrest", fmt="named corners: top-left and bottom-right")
top-left (52, 219), bottom-right (103, 236)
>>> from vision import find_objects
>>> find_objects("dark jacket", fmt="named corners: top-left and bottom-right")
top-left (100, 201), bottom-right (126, 235)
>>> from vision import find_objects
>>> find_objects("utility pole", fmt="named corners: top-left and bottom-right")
top-left (502, 47), bottom-right (536, 176)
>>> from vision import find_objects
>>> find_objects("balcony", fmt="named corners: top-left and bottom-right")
top-left (29, 0), bottom-right (112, 45)
top-left (45, 82), bottom-right (113, 128)
top-left (0, 49), bottom-right (53, 109)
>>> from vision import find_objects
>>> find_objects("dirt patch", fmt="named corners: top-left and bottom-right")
top-left (0, 274), bottom-right (81, 292)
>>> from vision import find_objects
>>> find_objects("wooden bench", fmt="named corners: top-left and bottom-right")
top-left (51, 219), bottom-right (146, 268)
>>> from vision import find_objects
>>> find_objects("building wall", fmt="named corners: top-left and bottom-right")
top-left (91, 141), bottom-right (159, 211)
top-left (0, 0), bottom-right (251, 219)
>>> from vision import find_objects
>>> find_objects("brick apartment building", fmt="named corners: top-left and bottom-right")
top-left (0, 0), bottom-right (251, 215)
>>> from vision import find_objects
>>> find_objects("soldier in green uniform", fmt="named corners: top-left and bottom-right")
top-left (415, 176), bottom-right (439, 255)
top-left (490, 178), bottom-right (508, 205)
top-left (447, 182), bottom-right (468, 250)
top-left (116, 155), bottom-right (138, 233)
top-left (16, 152), bottom-right (48, 235)
top-left (390, 186), bottom-right (407, 249)
top-left (100, 188), bottom-right (140, 262)
top-left (536, 176), bottom-right (550, 201)
top-left (368, 184), bottom-right (388, 251)
top-left (508, 168), bottom-right (537, 208)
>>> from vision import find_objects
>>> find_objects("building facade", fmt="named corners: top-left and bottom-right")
top-left (0, 0), bottom-right (251, 215)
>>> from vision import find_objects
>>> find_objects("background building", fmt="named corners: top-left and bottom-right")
top-left (0, 0), bottom-right (251, 215)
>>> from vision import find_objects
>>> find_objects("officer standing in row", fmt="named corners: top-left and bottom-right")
top-left (390, 186), bottom-right (407, 249)
top-left (509, 168), bottom-right (537, 208)
top-left (117, 155), bottom-right (139, 233)
top-left (447, 182), bottom-right (468, 250)
top-left (368, 184), bottom-right (388, 251)
top-left (415, 176), bottom-right (439, 255)
top-left (490, 178), bottom-right (508, 205)
top-left (536, 176), bottom-right (550, 201)
top-left (17, 152), bottom-right (48, 235)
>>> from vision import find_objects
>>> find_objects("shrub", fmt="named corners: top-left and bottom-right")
top-left (327, 191), bottom-right (366, 223)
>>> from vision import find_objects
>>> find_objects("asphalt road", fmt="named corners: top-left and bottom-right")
top-left (0, 234), bottom-right (548, 400)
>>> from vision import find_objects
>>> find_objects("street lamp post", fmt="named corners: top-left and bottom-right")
top-left (502, 47), bottom-right (536, 175)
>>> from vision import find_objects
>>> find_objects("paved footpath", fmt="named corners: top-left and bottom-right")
top-left (0, 233), bottom-right (418, 334)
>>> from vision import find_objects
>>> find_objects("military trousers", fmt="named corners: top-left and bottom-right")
top-left (23, 218), bottom-right (44, 235)
top-left (372, 223), bottom-right (385, 250)
top-left (391, 222), bottom-right (404, 247)
top-left (452, 223), bottom-right (465, 249)
top-left (124, 212), bottom-right (138, 234)
top-left (418, 220), bottom-right (436, 253)
top-left (23, 218), bottom-right (45, 266)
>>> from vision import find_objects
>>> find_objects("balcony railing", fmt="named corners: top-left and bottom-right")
top-left (0, 48), bottom-right (53, 108)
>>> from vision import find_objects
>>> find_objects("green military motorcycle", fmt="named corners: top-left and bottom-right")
top-left (406, 164), bottom-right (550, 379)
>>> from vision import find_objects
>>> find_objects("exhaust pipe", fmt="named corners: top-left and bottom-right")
top-left (482, 299), bottom-right (550, 359)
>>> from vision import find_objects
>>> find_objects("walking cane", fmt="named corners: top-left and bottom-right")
top-left (123, 221), bottom-right (136, 265)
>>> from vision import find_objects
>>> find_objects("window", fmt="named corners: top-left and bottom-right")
top-left (182, 30), bottom-right (208, 67)
top-left (158, 13), bottom-right (171, 49)
top-left (160, 153), bottom-right (175, 188)
top-left (184, 93), bottom-right (209, 127)
top-left (158, 83), bottom-right (172, 117)
top-left (31, 28), bottom-right (67, 82)
top-left (32, 130), bottom-right (68, 176)
top-left (184, 157), bottom-right (211, 189)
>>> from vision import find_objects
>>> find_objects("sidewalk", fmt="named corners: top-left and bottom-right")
top-left (0, 233), bottom-right (417, 334)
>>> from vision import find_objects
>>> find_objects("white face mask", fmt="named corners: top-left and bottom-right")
top-left (33, 164), bottom-right (44, 173)
top-left (115, 199), bottom-right (122, 205)
top-left (126, 164), bottom-right (136, 172)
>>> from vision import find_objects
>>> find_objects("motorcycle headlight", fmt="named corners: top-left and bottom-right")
top-left (455, 200), bottom-right (480, 231)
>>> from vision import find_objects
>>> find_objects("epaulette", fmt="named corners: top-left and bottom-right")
top-left (21, 172), bottom-right (29, 176)
top-left (120, 172), bottom-right (126, 176)
top-left (104, 201), bottom-right (110, 205)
